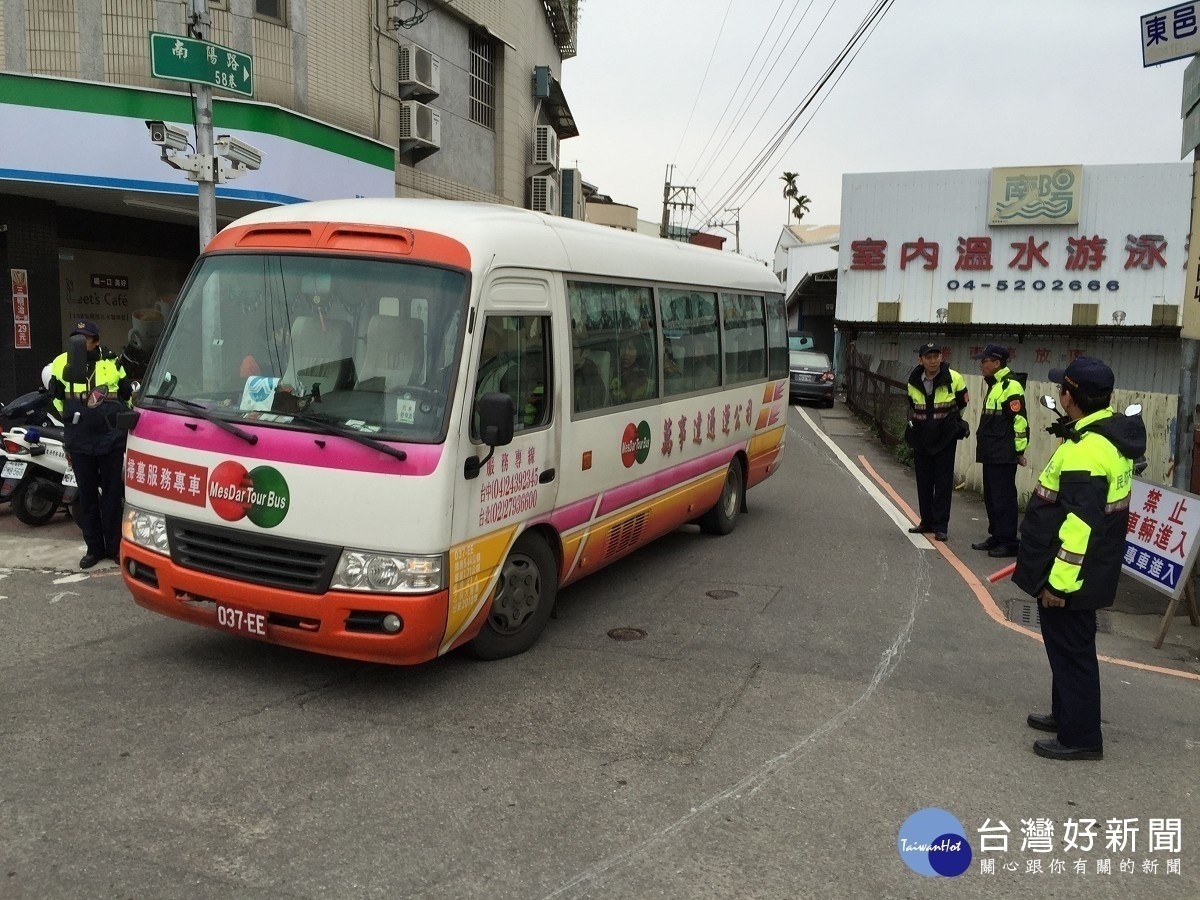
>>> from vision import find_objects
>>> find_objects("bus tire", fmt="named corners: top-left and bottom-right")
top-left (699, 461), bottom-right (742, 536)
top-left (468, 533), bottom-right (557, 660)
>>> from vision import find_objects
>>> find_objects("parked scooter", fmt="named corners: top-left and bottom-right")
top-left (0, 381), bottom-right (77, 526)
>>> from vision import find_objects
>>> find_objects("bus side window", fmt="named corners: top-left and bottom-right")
top-left (473, 315), bottom-right (551, 438)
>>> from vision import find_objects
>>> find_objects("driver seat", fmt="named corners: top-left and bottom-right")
top-left (358, 313), bottom-right (424, 390)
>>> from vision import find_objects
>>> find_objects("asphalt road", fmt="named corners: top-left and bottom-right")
top-left (1, 403), bottom-right (1197, 898)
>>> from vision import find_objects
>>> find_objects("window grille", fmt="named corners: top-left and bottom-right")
top-left (469, 31), bottom-right (495, 130)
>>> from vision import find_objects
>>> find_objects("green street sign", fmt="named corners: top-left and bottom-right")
top-left (149, 32), bottom-right (253, 98)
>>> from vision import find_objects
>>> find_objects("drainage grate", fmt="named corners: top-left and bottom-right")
top-left (607, 627), bottom-right (647, 641)
top-left (1008, 600), bottom-right (1041, 629)
top-left (706, 589), bottom-right (739, 600)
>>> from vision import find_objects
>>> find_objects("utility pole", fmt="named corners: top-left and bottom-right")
top-left (659, 165), bottom-right (696, 241)
top-left (187, 0), bottom-right (216, 251)
top-left (706, 208), bottom-right (741, 253)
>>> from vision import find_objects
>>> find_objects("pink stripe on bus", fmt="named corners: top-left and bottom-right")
top-left (131, 409), bottom-right (444, 475)
top-left (549, 496), bottom-right (598, 532)
top-left (597, 444), bottom-right (742, 517)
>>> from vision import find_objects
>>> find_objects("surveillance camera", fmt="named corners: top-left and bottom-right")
top-left (145, 120), bottom-right (190, 152)
top-left (215, 134), bottom-right (263, 171)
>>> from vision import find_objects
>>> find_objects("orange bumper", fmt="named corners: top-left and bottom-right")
top-left (121, 542), bottom-right (449, 665)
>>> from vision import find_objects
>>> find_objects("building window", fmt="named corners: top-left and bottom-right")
top-left (255, 0), bottom-right (286, 26)
top-left (470, 31), bottom-right (496, 130)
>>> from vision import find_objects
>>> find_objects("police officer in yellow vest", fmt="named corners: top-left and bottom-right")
top-left (904, 341), bottom-right (969, 541)
top-left (1013, 357), bottom-right (1145, 761)
top-left (49, 319), bottom-right (133, 569)
top-left (970, 343), bottom-right (1028, 558)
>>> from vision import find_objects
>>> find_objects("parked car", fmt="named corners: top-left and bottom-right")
top-left (789, 349), bottom-right (835, 407)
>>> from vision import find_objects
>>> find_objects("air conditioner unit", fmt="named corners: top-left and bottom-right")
top-left (399, 100), bottom-right (441, 150)
top-left (529, 175), bottom-right (558, 215)
top-left (398, 41), bottom-right (440, 99)
top-left (533, 125), bottom-right (559, 168)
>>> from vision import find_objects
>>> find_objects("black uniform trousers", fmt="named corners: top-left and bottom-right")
top-left (1039, 603), bottom-right (1103, 748)
top-left (981, 462), bottom-right (1019, 545)
top-left (913, 443), bottom-right (956, 532)
top-left (71, 446), bottom-right (126, 559)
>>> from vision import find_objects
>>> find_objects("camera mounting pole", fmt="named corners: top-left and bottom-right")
top-left (187, 0), bottom-right (217, 251)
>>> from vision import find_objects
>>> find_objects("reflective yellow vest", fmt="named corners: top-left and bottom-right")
top-left (976, 366), bottom-right (1028, 463)
top-left (1015, 408), bottom-right (1134, 608)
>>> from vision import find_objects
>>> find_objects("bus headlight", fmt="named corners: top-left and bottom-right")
top-left (332, 550), bottom-right (443, 593)
top-left (122, 505), bottom-right (170, 555)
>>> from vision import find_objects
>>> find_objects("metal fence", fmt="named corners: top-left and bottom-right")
top-left (845, 349), bottom-right (910, 447)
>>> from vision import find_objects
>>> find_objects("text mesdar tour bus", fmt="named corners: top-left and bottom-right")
top-left (122, 199), bottom-right (788, 664)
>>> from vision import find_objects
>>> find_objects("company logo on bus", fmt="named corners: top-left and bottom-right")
top-left (209, 460), bottom-right (290, 528)
top-left (621, 421), bottom-right (652, 468)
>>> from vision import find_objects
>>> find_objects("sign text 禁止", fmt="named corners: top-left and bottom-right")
top-left (1123, 478), bottom-right (1200, 599)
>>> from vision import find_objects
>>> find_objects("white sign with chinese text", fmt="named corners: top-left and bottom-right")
top-left (836, 164), bottom-right (1189, 325)
top-left (1142, 2), bottom-right (1200, 67)
top-left (1124, 478), bottom-right (1200, 599)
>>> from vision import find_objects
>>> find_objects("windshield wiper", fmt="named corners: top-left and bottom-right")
top-left (140, 394), bottom-right (259, 445)
top-left (286, 410), bottom-right (408, 462)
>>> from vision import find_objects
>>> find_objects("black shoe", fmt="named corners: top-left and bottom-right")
top-left (908, 524), bottom-right (932, 534)
top-left (933, 532), bottom-right (948, 541)
top-left (1033, 738), bottom-right (1102, 761)
top-left (971, 537), bottom-right (997, 551)
top-left (1027, 712), bottom-right (1057, 732)
top-left (988, 544), bottom-right (1019, 558)
top-left (79, 554), bottom-right (101, 570)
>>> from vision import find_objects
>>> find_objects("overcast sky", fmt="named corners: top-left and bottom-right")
top-left (560, 0), bottom-right (1188, 264)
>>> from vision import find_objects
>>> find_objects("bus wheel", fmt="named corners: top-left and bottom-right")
top-left (699, 461), bottom-right (743, 535)
top-left (468, 533), bottom-right (557, 660)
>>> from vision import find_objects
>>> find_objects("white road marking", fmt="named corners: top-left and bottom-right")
top-left (49, 591), bottom-right (79, 604)
top-left (540, 412), bottom-right (931, 899)
top-left (53, 574), bottom-right (91, 585)
top-left (792, 406), bottom-right (927, 546)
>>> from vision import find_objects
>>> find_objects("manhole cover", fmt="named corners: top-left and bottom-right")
top-left (706, 589), bottom-right (739, 600)
top-left (607, 627), bottom-right (647, 641)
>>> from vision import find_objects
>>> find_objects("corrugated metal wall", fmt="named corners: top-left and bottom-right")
top-left (848, 331), bottom-right (1181, 396)
top-left (954, 373), bottom-right (1176, 504)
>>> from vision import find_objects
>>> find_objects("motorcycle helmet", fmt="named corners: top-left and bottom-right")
top-left (40, 363), bottom-right (52, 390)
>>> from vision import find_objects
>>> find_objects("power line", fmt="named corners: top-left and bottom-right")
top-left (694, 0), bottom-right (834, 190)
top-left (703, 0), bottom-right (896, 217)
top-left (680, 0), bottom-right (793, 179)
top-left (671, 0), bottom-right (737, 164)
top-left (690, 0), bottom-right (822, 187)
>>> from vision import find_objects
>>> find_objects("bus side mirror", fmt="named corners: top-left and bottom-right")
top-left (464, 392), bottom-right (515, 479)
top-left (479, 392), bottom-right (515, 447)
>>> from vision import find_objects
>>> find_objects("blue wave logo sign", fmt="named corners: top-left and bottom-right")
top-left (898, 807), bottom-right (972, 877)
top-left (247, 377), bottom-right (278, 403)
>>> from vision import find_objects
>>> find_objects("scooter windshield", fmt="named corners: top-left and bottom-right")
top-left (141, 253), bottom-right (468, 443)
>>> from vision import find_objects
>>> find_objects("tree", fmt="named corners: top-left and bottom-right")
top-left (792, 194), bottom-right (811, 223)
top-left (780, 172), bottom-right (799, 223)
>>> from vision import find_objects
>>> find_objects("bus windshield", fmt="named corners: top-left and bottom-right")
top-left (142, 254), bottom-right (468, 442)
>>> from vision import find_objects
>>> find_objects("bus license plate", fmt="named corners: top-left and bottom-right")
top-left (215, 602), bottom-right (268, 639)
top-left (62, 467), bottom-right (77, 488)
top-left (2, 460), bottom-right (27, 480)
